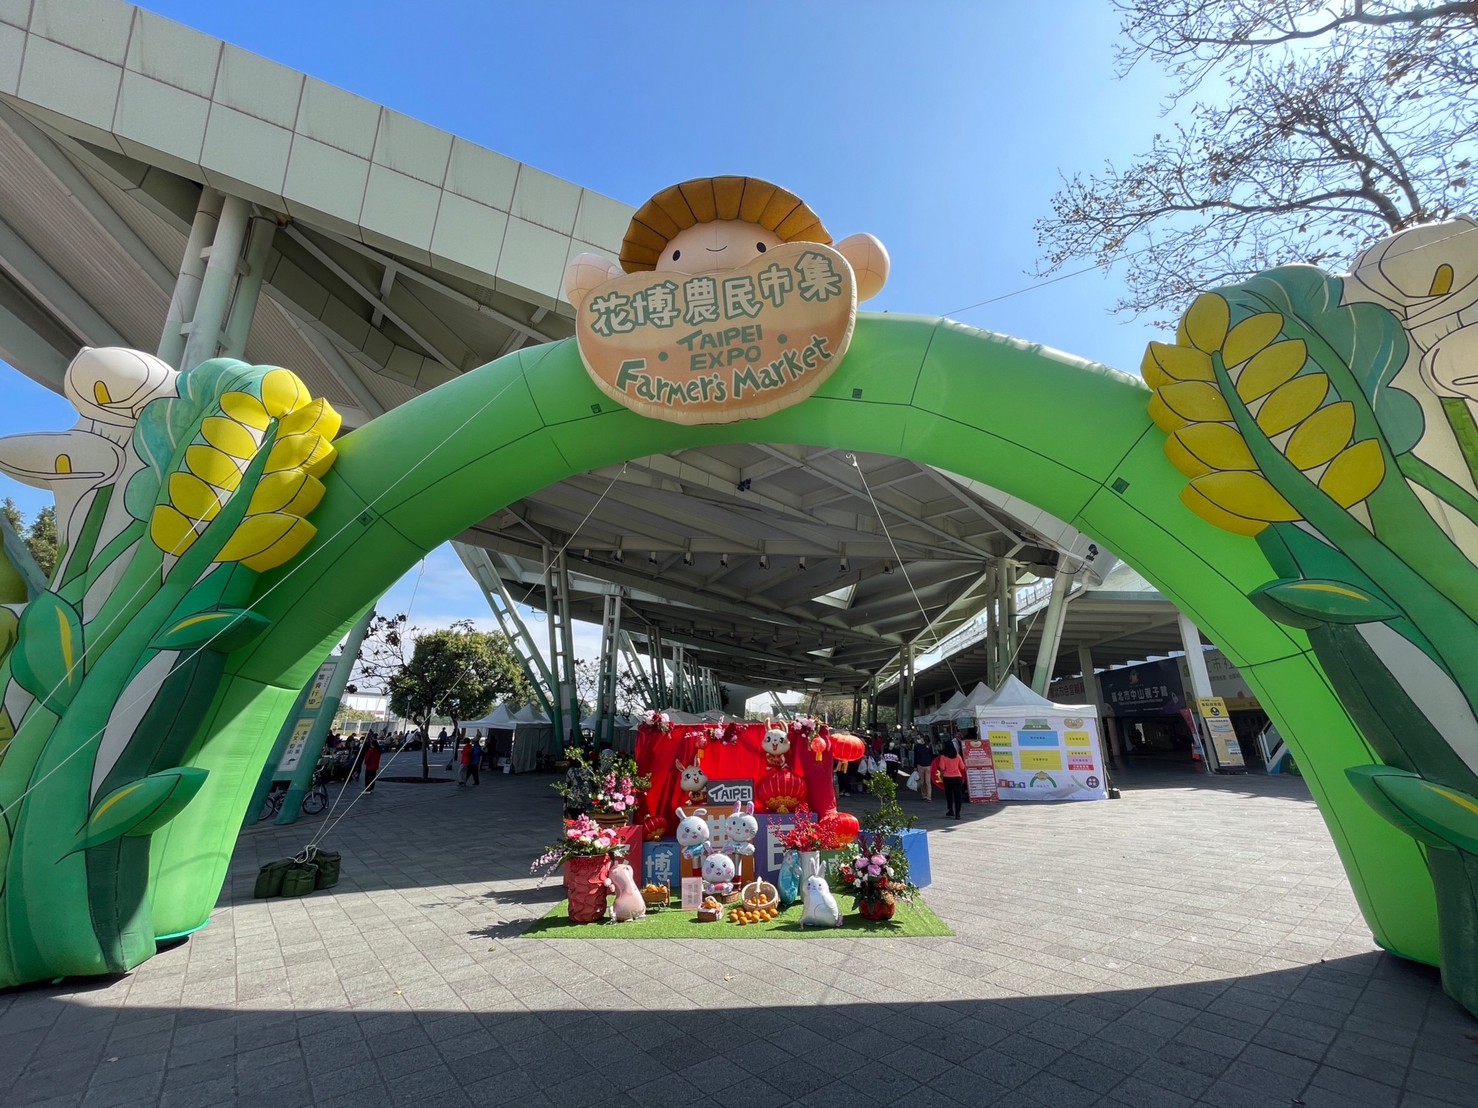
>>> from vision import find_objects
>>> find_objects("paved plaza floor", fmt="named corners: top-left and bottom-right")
top-left (2, 755), bottom-right (1475, 1107)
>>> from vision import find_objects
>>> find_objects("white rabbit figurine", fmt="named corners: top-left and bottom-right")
top-left (675, 758), bottom-right (708, 806)
top-left (800, 874), bottom-right (842, 928)
top-left (722, 801), bottom-right (758, 858)
top-left (607, 861), bottom-right (646, 923)
top-left (700, 845), bottom-right (735, 895)
top-left (674, 807), bottom-right (711, 860)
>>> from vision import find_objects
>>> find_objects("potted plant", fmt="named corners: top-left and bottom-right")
top-left (531, 814), bottom-right (631, 923)
top-left (552, 748), bottom-right (650, 826)
top-left (836, 773), bottom-right (919, 921)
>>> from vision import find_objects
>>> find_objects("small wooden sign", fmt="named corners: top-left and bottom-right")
top-left (576, 241), bottom-right (857, 425)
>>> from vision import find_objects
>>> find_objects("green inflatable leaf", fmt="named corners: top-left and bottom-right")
top-left (1228, 267), bottom-right (1410, 404)
top-left (0, 605), bottom-right (17, 664)
top-left (72, 767), bottom-right (209, 852)
top-left (1251, 578), bottom-right (1400, 629)
top-left (1347, 766), bottom-right (1478, 854)
top-left (10, 591), bottom-right (85, 713)
top-left (152, 608), bottom-right (269, 653)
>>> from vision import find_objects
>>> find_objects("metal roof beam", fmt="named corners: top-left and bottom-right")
top-left (281, 223), bottom-right (459, 373)
top-left (0, 215), bottom-right (127, 350)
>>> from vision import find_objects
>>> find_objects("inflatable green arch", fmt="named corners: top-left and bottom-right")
top-left (0, 303), bottom-right (1461, 1002)
top-left (160, 313), bottom-right (1436, 968)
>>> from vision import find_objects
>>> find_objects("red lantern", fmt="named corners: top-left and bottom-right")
top-left (823, 811), bottom-right (860, 844)
top-left (829, 732), bottom-right (866, 764)
top-left (641, 814), bottom-right (668, 841)
top-left (755, 769), bottom-right (808, 814)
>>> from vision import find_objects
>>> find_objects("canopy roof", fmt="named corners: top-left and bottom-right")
top-left (0, 1), bottom-right (1196, 702)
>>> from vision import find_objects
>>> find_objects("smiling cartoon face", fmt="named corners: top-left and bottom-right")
top-left (655, 220), bottom-right (785, 277)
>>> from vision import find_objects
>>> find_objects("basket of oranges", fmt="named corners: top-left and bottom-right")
top-left (640, 883), bottom-right (670, 911)
top-left (696, 895), bottom-right (724, 923)
top-left (730, 880), bottom-right (780, 926)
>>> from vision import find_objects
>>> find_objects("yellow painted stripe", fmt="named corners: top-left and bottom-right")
top-left (1289, 583), bottom-right (1368, 601)
top-left (1430, 784), bottom-right (1478, 819)
top-left (56, 606), bottom-right (74, 678)
top-left (92, 781), bottom-right (144, 823)
top-left (171, 613), bottom-right (226, 634)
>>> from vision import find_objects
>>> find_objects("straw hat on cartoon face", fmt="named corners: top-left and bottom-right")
top-left (564, 175), bottom-right (889, 308)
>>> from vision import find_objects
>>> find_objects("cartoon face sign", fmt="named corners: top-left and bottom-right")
top-left (656, 220), bottom-right (785, 277)
top-left (762, 729), bottom-right (790, 756)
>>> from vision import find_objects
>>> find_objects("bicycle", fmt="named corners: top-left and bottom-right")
top-left (256, 769), bottom-right (330, 821)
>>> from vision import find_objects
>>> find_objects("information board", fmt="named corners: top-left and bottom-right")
top-left (961, 737), bottom-right (999, 803)
top-left (1197, 696), bottom-right (1246, 770)
top-left (977, 710), bottom-right (1108, 801)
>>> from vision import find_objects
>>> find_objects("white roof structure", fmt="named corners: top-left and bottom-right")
top-left (0, 1), bottom-right (1201, 704)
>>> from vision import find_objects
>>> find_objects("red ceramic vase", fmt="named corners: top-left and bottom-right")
top-left (564, 855), bottom-right (612, 923)
top-left (858, 896), bottom-right (896, 922)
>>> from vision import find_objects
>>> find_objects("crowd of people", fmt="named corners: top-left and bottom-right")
top-left (839, 729), bottom-right (971, 819)
top-left (317, 727), bottom-right (492, 791)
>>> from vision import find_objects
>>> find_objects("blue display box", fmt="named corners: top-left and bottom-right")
top-left (893, 828), bottom-right (931, 888)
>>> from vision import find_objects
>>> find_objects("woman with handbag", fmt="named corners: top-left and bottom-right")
top-left (934, 739), bottom-right (967, 818)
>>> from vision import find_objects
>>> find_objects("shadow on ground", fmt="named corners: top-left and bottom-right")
top-left (3, 953), bottom-right (1474, 1107)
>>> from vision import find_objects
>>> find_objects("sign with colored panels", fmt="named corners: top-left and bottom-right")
top-left (575, 241), bottom-right (857, 425)
top-left (977, 709), bottom-right (1108, 802)
top-left (1198, 696), bottom-right (1246, 769)
top-left (961, 738), bottom-right (999, 803)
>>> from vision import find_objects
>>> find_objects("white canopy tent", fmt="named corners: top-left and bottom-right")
top-left (581, 713), bottom-right (639, 753)
top-left (463, 702), bottom-right (557, 773)
top-left (950, 681), bottom-right (998, 725)
top-left (918, 689), bottom-right (968, 729)
top-left (974, 676), bottom-right (1106, 801)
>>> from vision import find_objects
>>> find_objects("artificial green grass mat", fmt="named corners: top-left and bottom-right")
top-left (522, 893), bottom-right (953, 938)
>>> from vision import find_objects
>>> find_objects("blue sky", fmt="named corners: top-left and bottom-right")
top-left (0, 1), bottom-right (1177, 668)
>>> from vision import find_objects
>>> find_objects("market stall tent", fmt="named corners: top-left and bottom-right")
top-left (975, 676), bottom-right (1107, 801)
top-left (950, 681), bottom-right (998, 726)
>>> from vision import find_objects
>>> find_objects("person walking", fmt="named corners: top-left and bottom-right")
top-left (934, 738), bottom-right (967, 819)
top-left (912, 734), bottom-right (936, 803)
top-left (458, 737), bottom-right (472, 787)
top-left (363, 737), bottom-right (382, 794)
top-left (468, 736), bottom-right (483, 786)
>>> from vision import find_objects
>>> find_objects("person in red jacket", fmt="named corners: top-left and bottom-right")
top-left (933, 738), bottom-right (967, 819)
top-left (363, 738), bottom-right (382, 793)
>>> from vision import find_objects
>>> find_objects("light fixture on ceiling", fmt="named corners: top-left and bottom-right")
top-left (883, 560), bottom-right (893, 574)
top-left (648, 551), bottom-right (658, 564)
top-left (683, 552), bottom-right (694, 566)
top-left (798, 557), bottom-right (806, 570)
top-left (612, 550), bottom-right (623, 563)
top-left (759, 555), bottom-right (769, 569)
top-left (581, 549), bottom-right (591, 561)
top-left (839, 557), bottom-right (849, 572)
top-left (720, 553), bottom-right (729, 567)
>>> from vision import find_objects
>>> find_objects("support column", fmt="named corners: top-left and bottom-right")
top-left (556, 552), bottom-right (579, 750)
top-left (1078, 644), bottom-right (1120, 759)
top-left (158, 188), bottom-right (222, 367)
top-left (277, 606), bottom-right (376, 824)
top-left (596, 591), bottom-right (622, 747)
top-left (651, 626), bottom-right (667, 707)
top-left (1030, 567), bottom-right (1076, 695)
top-left (220, 216), bottom-right (277, 360)
top-left (1178, 612), bottom-right (1215, 772)
top-left (181, 194), bottom-right (250, 371)
top-left (901, 644), bottom-right (915, 727)
top-left (540, 546), bottom-right (564, 755)
top-left (452, 543), bottom-right (555, 718)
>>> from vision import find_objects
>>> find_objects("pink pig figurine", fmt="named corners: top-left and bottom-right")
top-left (607, 861), bottom-right (646, 923)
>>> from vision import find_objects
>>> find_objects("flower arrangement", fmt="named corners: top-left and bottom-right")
top-left (641, 709), bottom-right (671, 733)
top-left (552, 748), bottom-right (651, 816)
top-left (530, 814), bottom-right (630, 881)
top-left (778, 806), bottom-right (840, 852)
top-left (836, 832), bottom-right (909, 906)
top-left (836, 772), bottom-right (918, 903)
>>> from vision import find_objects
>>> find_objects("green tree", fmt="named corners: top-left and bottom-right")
top-left (332, 707), bottom-right (379, 729)
top-left (25, 507), bottom-right (56, 580)
top-left (2, 498), bottom-right (56, 582)
top-left (388, 620), bottom-right (530, 779)
top-left (1035, 1), bottom-right (1478, 321)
